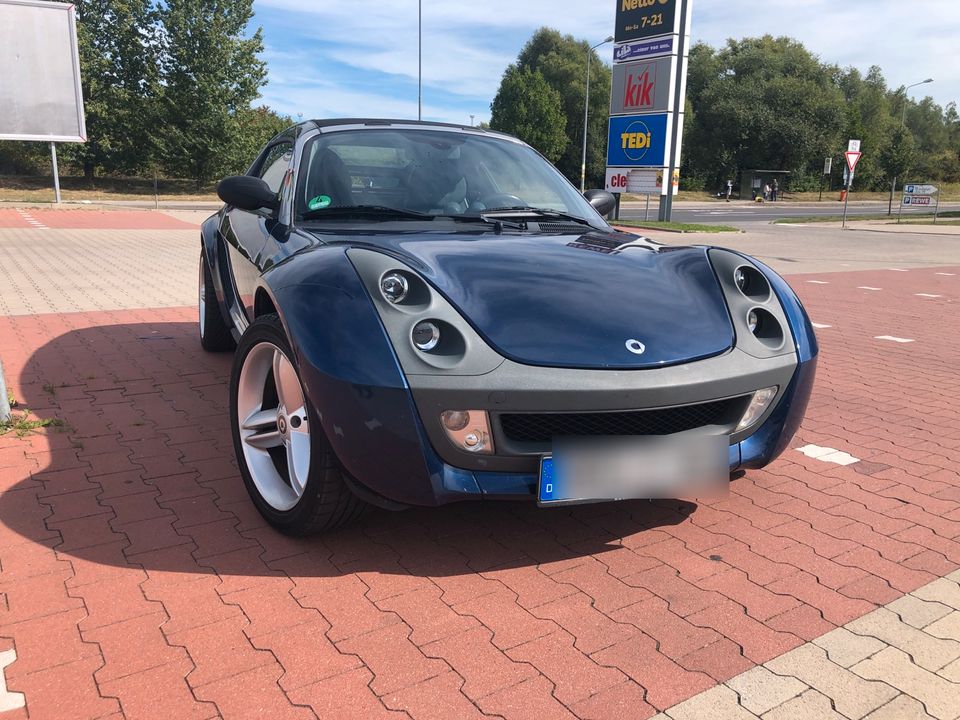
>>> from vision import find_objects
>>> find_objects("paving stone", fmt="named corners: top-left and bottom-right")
top-left (337, 622), bottom-right (447, 696)
top-left (812, 626), bottom-right (886, 668)
top-left (886, 594), bottom-right (955, 629)
top-left (762, 688), bottom-right (846, 720)
top-left (766, 644), bottom-right (898, 719)
top-left (939, 657), bottom-right (960, 682)
top-left (725, 665), bottom-right (808, 715)
top-left (287, 667), bottom-right (408, 719)
top-left (913, 578), bottom-right (960, 611)
top-left (477, 675), bottom-right (580, 719)
top-left (569, 680), bottom-right (656, 720)
top-left (924, 611), bottom-right (960, 642)
top-left (864, 695), bottom-right (935, 720)
top-left (383, 671), bottom-right (491, 720)
top-left (847, 607), bottom-right (960, 671)
top-left (665, 684), bottom-right (758, 720)
top-left (852, 646), bottom-right (960, 720)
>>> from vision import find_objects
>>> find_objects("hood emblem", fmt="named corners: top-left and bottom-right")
top-left (625, 339), bottom-right (646, 355)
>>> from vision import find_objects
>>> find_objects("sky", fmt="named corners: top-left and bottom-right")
top-left (253, 0), bottom-right (959, 126)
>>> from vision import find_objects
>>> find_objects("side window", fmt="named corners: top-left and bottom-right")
top-left (258, 143), bottom-right (293, 194)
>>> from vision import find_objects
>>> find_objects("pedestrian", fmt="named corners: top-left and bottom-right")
top-left (763, 183), bottom-right (770, 201)
top-left (772, 179), bottom-right (779, 202)
top-left (726, 179), bottom-right (733, 202)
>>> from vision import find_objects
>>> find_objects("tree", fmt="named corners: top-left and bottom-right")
top-left (879, 125), bottom-right (916, 186)
top-left (157, 0), bottom-right (267, 187)
top-left (224, 106), bottom-right (294, 176)
top-left (54, 0), bottom-right (160, 180)
top-left (490, 67), bottom-right (568, 163)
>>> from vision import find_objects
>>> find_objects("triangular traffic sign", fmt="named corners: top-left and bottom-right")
top-left (845, 151), bottom-right (862, 172)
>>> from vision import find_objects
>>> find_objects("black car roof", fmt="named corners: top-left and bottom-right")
top-left (308, 118), bottom-right (490, 133)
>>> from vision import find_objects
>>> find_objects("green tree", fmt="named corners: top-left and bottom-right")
top-left (224, 106), bottom-right (294, 175)
top-left (490, 67), bottom-right (568, 163)
top-left (879, 125), bottom-right (916, 186)
top-left (158, 0), bottom-right (267, 187)
top-left (55, 0), bottom-right (160, 180)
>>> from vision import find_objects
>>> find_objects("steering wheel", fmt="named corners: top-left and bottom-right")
top-left (479, 193), bottom-right (526, 210)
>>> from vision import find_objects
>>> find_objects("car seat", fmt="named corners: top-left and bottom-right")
top-left (305, 149), bottom-right (354, 208)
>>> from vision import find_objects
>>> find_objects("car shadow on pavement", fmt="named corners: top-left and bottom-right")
top-left (1, 320), bottom-right (694, 582)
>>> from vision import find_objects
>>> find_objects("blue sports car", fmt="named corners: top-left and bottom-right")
top-left (199, 119), bottom-right (817, 535)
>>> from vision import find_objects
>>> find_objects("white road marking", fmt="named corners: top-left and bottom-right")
top-left (858, 286), bottom-right (882, 291)
top-left (811, 323), bottom-right (832, 329)
top-left (16, 208), bottom-right (49, 230)
top-left (915, 293), bottom-right (942, 298)
top-left (783, 223), bottom-right (808, 228)
top-left (806, 280), bottom-right (829, 284)
top-left (0, 649), bottom-right (25, 712)
top-left (875, 335), bottom-right (915, 343)
top-left (796, 444), bottom-right (860, 466)
top-left (935, 272), bottom-right (956, 276)
top-left (888, 268), bottom-right (908, 272)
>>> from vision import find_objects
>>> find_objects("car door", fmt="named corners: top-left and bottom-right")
top-left (220, 140), bottom-right (294, 327)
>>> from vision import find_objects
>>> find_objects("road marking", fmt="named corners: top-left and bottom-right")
top-left (875, 335), bottom-right (915, 343)
top-left (858, 286), bottom-right (882, 291)
top-left (796, 444), bottom-right (860, 466)
top-left (915, 293), bottom-right (942, 298)
top-left (0, 649), bottom-right (25, 712)
top-left (811, 323), bottom-right (832, 329)
top-left (935, 272), bottom-right (956, 276)
top-left (887, 268), bottom-right (908, 272)
top-left (783, 223), bottom-right (808, 228)
top-left (15, 208), bottom-right (49, 230)
top-left (806, 280), bottom-right (829, 284)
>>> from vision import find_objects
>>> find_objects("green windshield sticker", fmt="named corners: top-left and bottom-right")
top-left (308, 195), bottom-right (332, 210)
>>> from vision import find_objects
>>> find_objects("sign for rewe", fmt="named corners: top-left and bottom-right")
top-left (902, 195), bottom-right (933, 206)
top-left (610, 57), bottom-right (672, 115)
top-left (606, 113), bottom-right (669, 167)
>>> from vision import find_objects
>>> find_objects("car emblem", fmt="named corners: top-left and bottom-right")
top-left (625, 339), bottom-right (646, 355)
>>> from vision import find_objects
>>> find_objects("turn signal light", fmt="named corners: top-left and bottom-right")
top-left (736, 387), bottom-right (778, 432)
top-left (440, 410), bottom-right (494, 454)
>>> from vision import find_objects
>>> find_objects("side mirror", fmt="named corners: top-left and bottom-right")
top-left (217, 176), bottom-right (279, 212)
top-left (584, 189), bottom-right (616, 217)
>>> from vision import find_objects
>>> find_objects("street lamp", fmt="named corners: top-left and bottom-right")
top-left (889, 78), bottom-right (933, 214)
top-left (580, 35), bottom-right (614, 193)
top-left (418, 0), bottom-right (422, 121)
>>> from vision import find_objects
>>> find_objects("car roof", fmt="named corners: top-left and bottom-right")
top-left (310, 118), bottom-right (479, 132)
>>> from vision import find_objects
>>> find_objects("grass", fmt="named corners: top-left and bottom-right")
top-left (0, 412), bottom-right (66, 438)
top-left (0, 174), bottom-right (220, 203)
top-left (775, 210), bottom-right (960, 225)
top-left (615, 219), bottom-right (742, 233)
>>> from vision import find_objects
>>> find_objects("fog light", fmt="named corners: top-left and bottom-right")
top-left (747, 310), bottom-right (759, 334)
top-left (412, 320), bottom-right (441, 351)
top-left (736, 386), bottom-right (778, 432)
top-left (734, 267), bottom-right (746, 291)
top-left (440, 409), bottom-right (494, 454)
top-left (380, 272), bottom-right (409, 303)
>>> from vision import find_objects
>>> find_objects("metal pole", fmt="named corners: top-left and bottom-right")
top-left (50, 142), bottom-right (61, 204)
top-left (818, 173), bottom-right (824, 202)
top-left (418, 0), bottom-right (422, 121)
top-left (644, 193), bottom-right (650, 221)
top-left (660, 0), bottom-right (689, 222)
top-left (934, 187), bottom-right (940, 224)
top-left (580, 49), bottom-right (592, 193)
top-left (0, 358), bottom-right (11, 424)
top-left (897, 187), bottom-right (904, 224)
top-left (154, 171), bottom-right (159, 210)
top-left (842, 176), bottom-right (850, 229)
top-left (614, 193), bottom-right (621, 221)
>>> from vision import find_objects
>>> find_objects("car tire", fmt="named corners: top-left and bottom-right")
top-left (199, 251), bottom-right (236, 352)
top-left (230, 313), bottom-right (367, 535)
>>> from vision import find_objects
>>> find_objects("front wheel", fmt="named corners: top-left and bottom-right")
top-left (230, 314), bottom-right (366, 535)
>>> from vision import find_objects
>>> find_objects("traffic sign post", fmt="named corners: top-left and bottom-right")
top-left (819, 156), bottom-right (832, 202)
top-left (841, 148), bottom-right (863, 229)
top-left (898, 183), bottom-right (941, 224)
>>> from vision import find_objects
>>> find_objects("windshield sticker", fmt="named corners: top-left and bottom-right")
top-left (307, 195), bottom-right (332, 210)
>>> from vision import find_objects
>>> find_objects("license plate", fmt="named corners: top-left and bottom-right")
top-left (538, 435), bottom-right (728, 505)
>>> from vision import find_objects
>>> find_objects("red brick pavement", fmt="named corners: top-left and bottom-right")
top-left (0, 209), bottom-right (196, 230)
top-left (0, 266), bottom-right (957, 719)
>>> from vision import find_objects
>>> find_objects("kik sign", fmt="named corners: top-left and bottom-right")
top-left (607, 114), bottom-right (669, 167)
top-left (610, 57), bottom-right (672, 115)
top-left (615, 0), bottom-right (677, 43)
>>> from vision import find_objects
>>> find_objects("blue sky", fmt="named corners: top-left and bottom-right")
top-left (253, 0), bottom-right (958, 125)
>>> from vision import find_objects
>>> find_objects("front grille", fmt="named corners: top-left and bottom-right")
top-left (498, 398), bottom-right (742, 444)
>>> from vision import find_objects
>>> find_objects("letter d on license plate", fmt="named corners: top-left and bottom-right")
top-left (538, 435), bottom-right (728, 505)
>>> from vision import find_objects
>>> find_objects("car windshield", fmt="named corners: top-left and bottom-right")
top-left (295, 127), bottom-right (605, 226)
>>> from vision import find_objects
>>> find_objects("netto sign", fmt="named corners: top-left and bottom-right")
top-left (615, 0), bottom-right (677, 43)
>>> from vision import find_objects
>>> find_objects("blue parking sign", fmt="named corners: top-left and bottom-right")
top-left (607, 114), bottom-right (669, 167)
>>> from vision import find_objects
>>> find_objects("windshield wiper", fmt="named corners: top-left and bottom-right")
top-left (476, 207), bottom-right (594, 226)
top-left (300, 205), bottom-right (433, 222)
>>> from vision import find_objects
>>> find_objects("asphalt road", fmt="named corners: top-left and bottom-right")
top-left (620, 199), bottom-right (960, 225)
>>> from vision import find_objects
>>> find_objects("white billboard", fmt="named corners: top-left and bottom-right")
top-left (0, 0), bottom-right (86, 142)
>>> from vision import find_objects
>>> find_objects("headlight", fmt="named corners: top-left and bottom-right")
top-left (736, 386), bottom-right (778, 431)
top-left (747, 310), bottom-right (759, 334)
top-left (440, 410), bottom-right (494, 454)
top-left (380, 272), bottom-right (409, 304)
top-left (412, 320), bottom-right (441, 351)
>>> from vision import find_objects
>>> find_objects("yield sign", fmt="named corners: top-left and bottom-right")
top-left (845, 151), bottom-right (862, 173)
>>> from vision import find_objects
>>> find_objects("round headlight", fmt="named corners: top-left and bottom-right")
top-left (441, 410), bottom-right (470, 431)
top-left (380, 272), bottom-right (409, 304)
top-left (747, 310), bottom-right (759, 334)
top-left (412, 321), bottom-right (441, 351)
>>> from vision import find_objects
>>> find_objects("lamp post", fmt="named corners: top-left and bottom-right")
top-left (580, 36), bottom-right (614, 193)
top-left (889, 77), bottom-right (933, 215)
top-left (418, 0), bottom-right (422, 121)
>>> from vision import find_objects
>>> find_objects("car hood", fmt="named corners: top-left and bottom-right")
top-left (335, 229), bottom-right (735, 369)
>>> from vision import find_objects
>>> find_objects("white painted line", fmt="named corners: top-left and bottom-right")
top-left (811, 323), bottom-right (832, 329)
top-left (783, 224), bottom-right (808, 228)
top-left (915, 293), bottom-right (942, 298)
top-left (806, 280), bottom-right (829, 284)
top-left (858, 286), bottom-right (882, 291)
top-left (0, 649), bottom-right (25, 712)
top-left (796, 444), bottom-right (860, 466)
top-left (875, 335), bottom-right (915, 343)
top-left (935, 272), bottom-right (955, 276)
top-left (888, 268), bottom-right (908, 272)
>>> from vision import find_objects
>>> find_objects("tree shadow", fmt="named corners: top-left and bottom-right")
top-left (0, 319), bottom-right (695, 581)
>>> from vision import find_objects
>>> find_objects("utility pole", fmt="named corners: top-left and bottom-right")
top-left (418, 0), bottom-right (422, 121)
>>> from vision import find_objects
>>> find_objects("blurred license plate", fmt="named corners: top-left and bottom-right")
top-left (538, 435), bottom-right (728, 505)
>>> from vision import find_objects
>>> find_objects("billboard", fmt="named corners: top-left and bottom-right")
top-left (606, 114), bottom-right (669, 167)
top-left (610, 57), bottom-right (673, 115)
top-left (615, 0), bottom-right (678, 43)
top-left (613, 36), bottom-right (675, 64)
top-left (0, 0), bottom-right (86, 142)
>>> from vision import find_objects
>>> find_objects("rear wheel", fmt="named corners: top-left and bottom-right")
top-left (199, 251), bottom-right (235, 352)
top-left (230, 314), bottom-right (366, 535)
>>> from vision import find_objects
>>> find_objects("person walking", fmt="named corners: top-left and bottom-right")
top-left (771, 179), bottom-right (779, 202)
